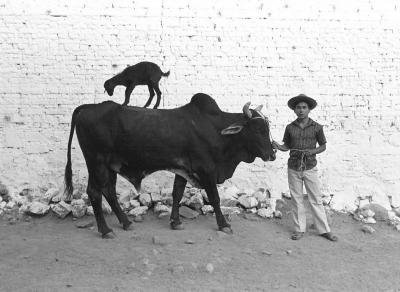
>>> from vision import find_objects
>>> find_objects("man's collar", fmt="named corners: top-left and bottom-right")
top-left (291, 118), bottom-right (315, 128)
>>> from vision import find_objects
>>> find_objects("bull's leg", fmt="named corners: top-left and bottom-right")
top-left (103, 171), bottom-right (132, 231)
top-left (123, 83), bottom-right (135, 106)
top-left (143, 84), bottom-right (155, 108)
top-left (170, 175), bottom-right (187, 230)
top-left (87, 181), bottom-right (113, 237)
top-left (204, 183), bottom-right (232, 234)
top-left (152, 82), bottom-right (162, 109)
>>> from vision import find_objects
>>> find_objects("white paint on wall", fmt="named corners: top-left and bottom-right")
top-left (0, 0), bottom-right (399, 210)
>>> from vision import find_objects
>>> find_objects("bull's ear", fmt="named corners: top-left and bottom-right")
top-left (221, 123), bottom-right (244, 135)
top-left (255, 104), bottom-right (263, 112)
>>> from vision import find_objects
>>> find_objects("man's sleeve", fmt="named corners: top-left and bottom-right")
top-left (282, 125), bottom-right (291, 147)
top-left (317, 125), bottom-right (327, 145)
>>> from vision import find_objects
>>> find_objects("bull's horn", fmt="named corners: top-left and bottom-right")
top-left (255, 105), bottom-right (263, 112)
top-left (243, 102), bottom-right (252, 118)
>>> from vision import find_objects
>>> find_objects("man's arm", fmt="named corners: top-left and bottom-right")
top-left (272, 141), bottom-right (290, 152)
top-left (304, 143), bottom-right (326, 156)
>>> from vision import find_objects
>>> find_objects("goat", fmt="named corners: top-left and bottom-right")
top-left (104, 61), bottom-right (170, 108)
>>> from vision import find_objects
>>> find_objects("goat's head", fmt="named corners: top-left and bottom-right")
top-left (104, 79), bottom-right (114, 96)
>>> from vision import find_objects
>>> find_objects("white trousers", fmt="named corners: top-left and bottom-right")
top-left (288, 167), bottom-right (330, 234)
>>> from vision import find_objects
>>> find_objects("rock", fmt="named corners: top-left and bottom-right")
top-left (253, 188), bottom-right (268, 205)
top-left (359, 208), bottom-right (375, 219)
top-left (170, 265), bottom-right (184, 274)
top-left (152, 235), bottom-right (167, 246)
top-left (388, 210), bottom-right (397, 220)
top-left (158, 212), bottom-right (170, 219)
top-left (51, 201), bottom-right (72, 218)
top-left (187, 193), bottom-right (204, 210)
top-left (71, 199), bottom-right (87, 218)
top-left (362, 217), bottom-right (376, 224)
top-left (393, 207), bottom-right (400, 218)
top-left (220, 206), bottom-right (241, 215)
top-left (6, 201), bottom-right (16, 209)
top-left (249, 207), bottom-right (257, 214)
top-left (220, 198), bottom-right (238, 207)
top-left (19, 187), bottom-right (34, 197)
top-left (139, 193), bottom-right (152, 207)
top-left (274, 210), bottom-right (283, 218)
top-left (150, 192), bottom-right (163, 203)
top-left (86, 206), bottom-right (94, 216)
top-left (102, 201), bottom-right (112, 214)
top-left (361, 204), bottom-right (389, 221)
top-left (72, 190), bottom-right (82, 200)
top-left (201, 205), bottom-right (214, 214)
top-left (40, 188), bottom-right (59, 204)
top-left (219, 186), bottom-right (240, 200)
top-left (205, 263), bottom-right (214, 274)
top-left (130, 199), bottom-right (140, 209)
top-left (75, 221), bottom-right (94, 229)
top-left (262, 250), bottom-right (272, 256)
top-left (184, 239), bottom-right (195, 244)
top-left (119, 189), bottom-right (137, 203)
top-left (361, 225), bottom-right (375, 234)
top-left (395, 225), bottom-right (400, 232)
top-left (154, 202), bottom-right (171, 214)
top-left (121, 201), bottom-right (131, 211)
top-left (257, 207), bottom-right (274, 218)
top-left (179, 206), bottom-right (199, 219)
top-left (51, 192), bottom-right (66, 203)
top-left (286, 250), bottom-right (292, 255)
top-left (128, 206), bottom-right (148, 217)
top-left (0, 183), bottom-right (9, 196)
top-left (81, 193), bottom-right (89, 204)
top-left (238, 195), bottom-right (258, 209)
top-left (26, 201), bottom-right (50, 216)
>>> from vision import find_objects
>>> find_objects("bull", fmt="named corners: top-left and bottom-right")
top-left (64, 93), bottom-right (276, 237)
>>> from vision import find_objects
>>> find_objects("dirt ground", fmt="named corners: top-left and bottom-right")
top-left (1, 208), bottom-right (400, 292)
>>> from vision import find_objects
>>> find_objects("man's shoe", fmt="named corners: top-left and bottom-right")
top-left (291, 231), bottom-right (305, 240)
top-left (320, 232), bottom-right (338, 242)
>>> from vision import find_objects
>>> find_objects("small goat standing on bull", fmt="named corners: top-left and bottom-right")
top-left (104, 61), bottom-right (170, 108)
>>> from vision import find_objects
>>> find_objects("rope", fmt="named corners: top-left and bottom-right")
top-left (290, 149), bottom-right (308, 171)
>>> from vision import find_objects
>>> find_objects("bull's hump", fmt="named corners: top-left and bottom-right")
top-left (190, 93), bottom-right (221, 115)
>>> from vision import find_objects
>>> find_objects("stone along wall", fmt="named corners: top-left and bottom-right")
top-left (1, 0), bottom-right (400, 210)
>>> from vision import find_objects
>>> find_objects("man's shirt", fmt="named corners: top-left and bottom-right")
top-left (282, 118), bottom-right (327, 170)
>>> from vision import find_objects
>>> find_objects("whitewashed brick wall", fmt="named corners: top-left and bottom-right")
top-left (1, 0), bottom-right (400, 210)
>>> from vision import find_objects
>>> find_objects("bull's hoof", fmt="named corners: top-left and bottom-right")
top-left (122, 220), bottom-right (133, 231)
top-left (170, 222), bottom-right (184, 230)
top-left (219, 226), bottom-right (233, 234)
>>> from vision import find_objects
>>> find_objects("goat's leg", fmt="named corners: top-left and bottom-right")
top-left (152, 83), bottom-right (162, 109)
top-left (143, 84), bottom-right (155, 108)
top-left (123, 84), bottom-right (135, 106)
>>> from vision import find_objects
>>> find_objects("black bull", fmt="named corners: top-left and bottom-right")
top-left (64, 93), bottom-right (276, 237)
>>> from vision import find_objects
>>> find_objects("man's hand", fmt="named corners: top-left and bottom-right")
top-left (272, 141), bottom-right (280, 150)
top-left (302, 149), bottom-right (315, 156)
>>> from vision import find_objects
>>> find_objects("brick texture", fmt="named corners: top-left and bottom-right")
top-left (1, 0), bottom-right (399, 210)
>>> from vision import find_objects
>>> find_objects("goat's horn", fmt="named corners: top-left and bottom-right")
top-left (243, 102), bottom-right (252, 118)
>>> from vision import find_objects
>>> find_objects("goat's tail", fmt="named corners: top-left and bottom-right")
top-left (161, 70), bottom-right (170, 77)
top-left (64, 104), bottom-right (86, 201)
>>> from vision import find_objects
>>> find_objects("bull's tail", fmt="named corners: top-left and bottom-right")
top-left (161, 70), bottom-right (170, 77)
top-left (64, 105), bottom-right (85, 200)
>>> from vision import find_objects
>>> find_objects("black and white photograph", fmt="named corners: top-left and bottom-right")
top-left (0, 0), bottom-right (399, 291)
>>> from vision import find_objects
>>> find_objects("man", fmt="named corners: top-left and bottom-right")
top-left (272, 94), bottom-right (338, 241)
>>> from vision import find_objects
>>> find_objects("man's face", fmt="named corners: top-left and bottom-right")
top-left (294, 101), bottom-right (310, 119)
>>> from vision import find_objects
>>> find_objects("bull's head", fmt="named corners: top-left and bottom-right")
top-left (221, 102), bottom-right (276, 161)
